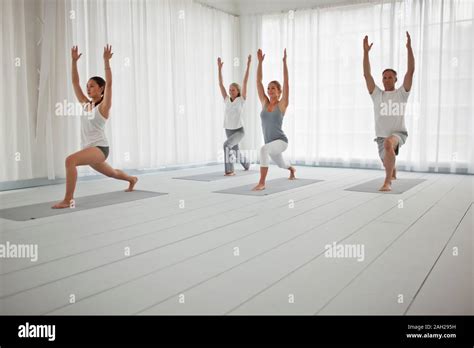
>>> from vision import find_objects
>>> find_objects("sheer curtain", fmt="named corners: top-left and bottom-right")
top-left (50, 0), bottom-right (240, 179)
top-left (2, 0), bottom-right (474, 183)
top-left (240, 0), bottom-right (474, 174)
top-left (1, 0), bottom-right (240, 181)
top-left (0, 0), bottom-right (40, 181)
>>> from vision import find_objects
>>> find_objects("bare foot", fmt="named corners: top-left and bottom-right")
top-left (126, 176), bottom-right (138, 192)
top-left (52, 200), bottom-right (72, 209)
top-left (289, 166), bottom-right (296, 180)
top-left (379, 182), bottom-right (392, 192)
top-left (252, 183), bottom-right (265, 191)
top-left (225, 172), bottom-right (236, 176)
top-left (391, 168), bottom-right (397, 180)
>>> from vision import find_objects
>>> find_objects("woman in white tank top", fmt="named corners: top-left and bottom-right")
top-left (53, 45), bottom-right (138, 209)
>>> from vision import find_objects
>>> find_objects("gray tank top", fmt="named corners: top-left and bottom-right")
top-left (260, 103), bottom-right (288, 144)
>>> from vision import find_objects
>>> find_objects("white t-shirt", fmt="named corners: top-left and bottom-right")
top-left (81, 106), bottom-right (109, 148)
top-left (370, 85), bottom-right (410, 137)
top-left (223, 96), bottom-right (245, 130)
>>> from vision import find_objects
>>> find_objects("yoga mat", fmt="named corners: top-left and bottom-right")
top-left (173, 170), bottom-right (258, 182)
top-left (0, 190), bottom-right (167, 221)
top-left (345, 178), bottom-right (426, 194)
top-left (213, 178), bottom-right (323, 196)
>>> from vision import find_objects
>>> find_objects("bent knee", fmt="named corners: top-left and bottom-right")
top-left (383, 139), bottom-right (395, 151)
top-left (260, 144), bottom-right (270, 155)
top-left (65, 155), bottom-right (76, 167)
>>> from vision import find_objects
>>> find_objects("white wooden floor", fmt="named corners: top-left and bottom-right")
top-left (0, 165), bottom-right (472, 315)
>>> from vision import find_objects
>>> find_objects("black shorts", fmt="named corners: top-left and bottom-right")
top-left (96, 146), bottom-right (109, 160)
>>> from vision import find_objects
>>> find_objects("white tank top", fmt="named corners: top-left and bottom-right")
top-left (81, 105), bottom-right (109, 148)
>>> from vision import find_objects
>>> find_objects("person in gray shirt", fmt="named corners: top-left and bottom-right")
top-left (253, 48), bottom-right (296, 191)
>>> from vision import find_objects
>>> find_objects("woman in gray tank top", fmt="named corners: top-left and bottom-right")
top-left (252, 49), bottom-right (296, 191)
top-left (217, 55), bottom-right (251, 175)
top-left (53, 45), bottom-right (137, 209)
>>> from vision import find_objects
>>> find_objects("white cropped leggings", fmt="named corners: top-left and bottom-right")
top-left (260, 139), bottom-right (290, 168)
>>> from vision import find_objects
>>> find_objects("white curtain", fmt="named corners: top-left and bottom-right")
top-left (1, 0), bottom-right (240, 181)
top-left (240, 0), bottom-right (474, 174)
top-left (2, 0), bottom-right (474, 183)
top-left (0, 0), bottom-right (40, 181)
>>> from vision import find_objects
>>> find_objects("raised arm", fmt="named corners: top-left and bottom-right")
top-left (217, 57), bottom-right (228, 100)
top-left (241, 55), bottom-right (251, 100)
top-left (363, 36), bottom-right (376, 94)
top-left (99, 44), bottom-right (113, 118)
top-left (71, 46), bottom-right (89, 105)
top-left (280, 49), bottom-right (289, 112)
top-left (256, 49), bottom-right (269, 106)
top-left (403, 31), bottom-right (415, 92)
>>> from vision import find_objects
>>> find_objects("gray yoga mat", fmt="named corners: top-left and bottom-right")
top-left (214, 178), bottom-right (323, 196)
top-left (173, 170), bottom-right (258, 182)
top-left (0, 190), bottom-right (167, 221)
top-left (345, 178), bottom-right (426, 194)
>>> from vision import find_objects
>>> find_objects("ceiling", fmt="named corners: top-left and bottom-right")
top-left (196, 0), bottom-right (357, 16)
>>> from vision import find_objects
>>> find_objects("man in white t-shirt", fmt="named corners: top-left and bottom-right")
top-left (363, 32), bottom-right (415, 191)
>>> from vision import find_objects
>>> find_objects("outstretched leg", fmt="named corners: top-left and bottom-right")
top-left (268, 140), bottom-right (295, 180)
top-left (52, 147), bottom-right (106, 209)
top-left (90, 162), bottom-right (138, 192)
top-left (233, 143), bottom-right (250, 171)
top-left (269, 152), bottom-right (295, 180)
top-left (380, 136), bottom-right (399, 191)
top-left (224, 129), bottom-right (247, 174)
